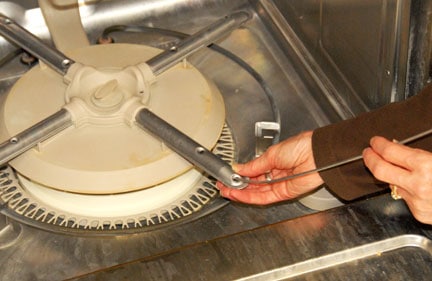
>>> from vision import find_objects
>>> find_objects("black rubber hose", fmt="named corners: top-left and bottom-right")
top-left (99, 24), bottom-right (281, 143)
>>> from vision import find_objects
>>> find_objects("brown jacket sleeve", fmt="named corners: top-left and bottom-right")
top-left (312, 84), bottom-right (432, 201)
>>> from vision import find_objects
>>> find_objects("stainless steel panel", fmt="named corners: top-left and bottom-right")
top-left (0, 202), bottom-right (315, 280)
top-left (63, 195), bottom-right (432, 281)
top-left (0, 0), bottom-right (431, 280)
top-left (240, 235), bottom-right (432, 280)
top-left (270, 0), bottom-right (414, 116)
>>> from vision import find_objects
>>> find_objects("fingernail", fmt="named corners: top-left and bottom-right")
top-left (362, 148), bottom-right (370, 155)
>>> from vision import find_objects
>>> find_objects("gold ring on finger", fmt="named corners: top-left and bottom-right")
top-left (265, 172), bottom-right (272, 182)
top-left (389, 184), bottom-right (402, 200)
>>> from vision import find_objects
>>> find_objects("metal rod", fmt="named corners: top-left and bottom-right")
top-left (0, 109), bottom-right (73, 167)
top-left (146, 11), bottom-right (250, 76)
top-left (135, 108), bottom-right (247, 189)
top-left (246, 127), bottom-right (432, 185)
top-left (0, 14), bottom-right (74, 75)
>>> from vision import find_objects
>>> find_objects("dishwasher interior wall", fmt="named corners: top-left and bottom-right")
top-left (255, 0), bottom-right (432, 123)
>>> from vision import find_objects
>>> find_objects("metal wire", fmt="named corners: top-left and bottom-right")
top-left (245, 127), bottom-right (432, 185)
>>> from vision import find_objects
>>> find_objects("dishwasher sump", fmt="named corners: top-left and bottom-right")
top-left (0, 0), bottom-right (322, 234)
top-left (0, 3), bottom-right (248, 233)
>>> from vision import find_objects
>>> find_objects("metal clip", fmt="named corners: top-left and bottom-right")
top-left (255, 121), bottom-right (280, 157)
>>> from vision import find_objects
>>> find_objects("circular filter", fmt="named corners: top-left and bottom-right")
top-left (0, 43), bottom-right (226, 194)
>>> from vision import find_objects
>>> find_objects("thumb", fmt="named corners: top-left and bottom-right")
top-left (234, 154), bottom-right (273, 177)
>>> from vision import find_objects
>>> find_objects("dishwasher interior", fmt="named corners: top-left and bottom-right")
top-left (0, 0), bottom-right (430, 280)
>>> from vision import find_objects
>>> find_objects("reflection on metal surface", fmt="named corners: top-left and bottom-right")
top-left (0, 13), bottom-right (75, 75)
top-left (0, 214), bottom-right (21, 249)
top-left (270, 0), bottom-right (412, 111)
top-left (237, 235), bottom-right (432, 280)
top-left (0, 0), bottom-right (430, 280)
top-left (65, 196), bottom-right (432, 281)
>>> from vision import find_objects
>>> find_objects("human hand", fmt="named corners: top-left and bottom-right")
top-left (217, 131), bottom-right (324, 204)
top-left (363, 136), bottom-right (432, 224)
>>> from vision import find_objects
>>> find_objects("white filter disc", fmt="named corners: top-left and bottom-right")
top-left (18, 169), bottom-right (203, 218)
top-left (0, 44), bottom-right (225, 194)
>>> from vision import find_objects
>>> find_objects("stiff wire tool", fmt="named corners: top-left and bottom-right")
top-left (242, 127), bottom-right (432, 185)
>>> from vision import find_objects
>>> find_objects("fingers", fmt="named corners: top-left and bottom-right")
top-left (234, 131), bottom-right (314, 177)
top-left (217, 181), bottom-right (292, 205)
top-left (217, 131), bottom-right (320, 205)
top-left (233, 141), bottom-right (293, 177)
top-left (364, 137), bottom-right (432, 225)
top-left (363, 146), bottom-right (413, 196)
top-left (233, 155), bottom-right (274, 178)
top-left (369, 136), bottom-right (420, 170)
top-left (366, 136), bottom-right (432, 191)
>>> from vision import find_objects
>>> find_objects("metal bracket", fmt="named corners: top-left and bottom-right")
top-left (255, 121), bottom-right (280, 157)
